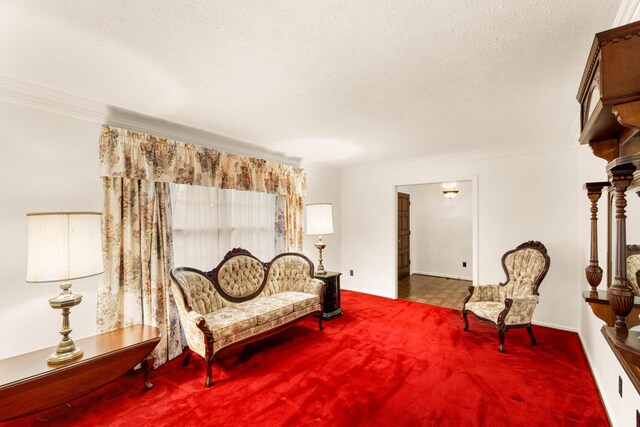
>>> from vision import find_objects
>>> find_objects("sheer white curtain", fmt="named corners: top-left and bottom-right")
top-left (171, 184), bottom-right (278, 269)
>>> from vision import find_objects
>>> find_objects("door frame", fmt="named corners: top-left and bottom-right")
top-left (393, 176), bottom-right (479, 299)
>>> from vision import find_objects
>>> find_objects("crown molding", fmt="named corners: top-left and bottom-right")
top-left (0, 76), bottom-right (301, 166)
top-left (613, 0), bottom-right (640, 26)
top-left (0, 76), bottom-right (108, 122)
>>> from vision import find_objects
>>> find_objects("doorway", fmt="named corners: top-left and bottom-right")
top-left (396, 181), bottom-right (474, 310)
top-left (397, 192), bottom-right (410, 280)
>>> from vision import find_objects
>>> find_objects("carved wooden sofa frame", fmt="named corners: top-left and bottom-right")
top-left (170, 248), bottom-right (326, 387)
top-left (462, 241), bottom-right (550, 352)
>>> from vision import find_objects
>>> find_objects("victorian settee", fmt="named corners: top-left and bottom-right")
top-left (462, 241), bottom-right (550, 352)
top-left (170, 249), bottom-right (326, 387)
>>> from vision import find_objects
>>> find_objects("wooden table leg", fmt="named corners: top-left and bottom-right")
top-left (141, 354), bottom-right (155, 390)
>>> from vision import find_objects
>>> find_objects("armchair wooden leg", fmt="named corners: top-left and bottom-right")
top-left (463, 312), bottom-right (469, 331)
top-left (318, 315), bottom-right (324, 331)
top-left (526, 325), bottom-right (537, 346)
top-left (182, 348), bottom-right (193, 367)
top-left (498, 329), bottom-right (505, 353)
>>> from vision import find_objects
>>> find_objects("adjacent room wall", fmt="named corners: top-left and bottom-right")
top-left (340, 142), bottom-right (581, 331)
top-left (0, 101), bottom-right (340, 360)
top-left (398, 182), bottom-right (473, 280)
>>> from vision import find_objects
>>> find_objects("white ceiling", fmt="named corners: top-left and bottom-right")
top-left (0, 1), bottom-right (620, 167)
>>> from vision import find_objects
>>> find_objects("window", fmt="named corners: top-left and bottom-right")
top-left (171, 184), bottom-right (277, 269)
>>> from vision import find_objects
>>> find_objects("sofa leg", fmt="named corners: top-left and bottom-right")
top-left (182, 348), bottom-right (193, 367)
top-left (318, 315), bottom-right (324, 331)
top-left (526, 325), bottom-right (537, 346)
top-left (205, 357), bottom-right (214, 388)
top-left (498, 329), bottom-right (505, 353)
top-left (463, 312), bottom-right (469, 331)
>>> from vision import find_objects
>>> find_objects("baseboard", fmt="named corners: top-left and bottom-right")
top-left (531, 320), bottom-right (577, 333)
top-left (411, 270), bottom-right (472, 281)
top-left (577, 330), bottom-right (615, 427)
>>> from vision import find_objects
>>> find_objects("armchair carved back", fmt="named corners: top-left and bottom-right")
top-left (500, 241), bottom-right (550, 298)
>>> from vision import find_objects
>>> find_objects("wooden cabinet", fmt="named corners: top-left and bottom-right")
top-left (577, 21), bottom-right (640, 157)
top-left (315, 272), bottom-right (343, 320)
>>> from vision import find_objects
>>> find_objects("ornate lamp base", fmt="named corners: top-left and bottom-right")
top-left (47, 282), bottom-right (83, 365)
top-left (48, 344), bottom-right (83, 365)
top-left (315, 236), bottom-right (327, 276)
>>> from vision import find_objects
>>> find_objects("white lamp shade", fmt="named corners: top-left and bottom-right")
top-left (26, 212), bottom-right (104, 282)
top-left (306, 203), bottom-right (334, 235)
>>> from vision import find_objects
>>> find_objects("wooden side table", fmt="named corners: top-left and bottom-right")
top-left (0, 324), bottom-right (160, 422)
top-left (315, 271), bottom-right (343, 320)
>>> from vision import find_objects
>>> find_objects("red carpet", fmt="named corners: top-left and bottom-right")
top-left (4, 291), bottom-right (608, 426)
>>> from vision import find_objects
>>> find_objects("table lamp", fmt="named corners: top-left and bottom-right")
top-left (26, 212), bottom-right (104, 365)
top-left (305, 203), bottom-right (334, 275)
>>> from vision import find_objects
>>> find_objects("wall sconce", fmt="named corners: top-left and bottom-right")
top-left (442, 182), bottom-right (459, 199)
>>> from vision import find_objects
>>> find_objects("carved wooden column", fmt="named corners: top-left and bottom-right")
top-left (584, 182), bottom-right (609, 292)
top-left (607, 164), bottom-right (636, 329)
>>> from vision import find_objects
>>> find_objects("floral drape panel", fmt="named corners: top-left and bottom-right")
top-left (98, 178), bottom-right (182, 366)
top-left (98, 125), bottom-right (306, 367)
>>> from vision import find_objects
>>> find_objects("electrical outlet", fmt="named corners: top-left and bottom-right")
top-left (619, 376), bottom-right (623, 397)
top-left (462, 262), bottom-right (467, 267)
top-left (350, 269), bottom-right (354, 276)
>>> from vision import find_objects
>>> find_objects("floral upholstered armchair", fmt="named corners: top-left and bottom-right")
top-left (463, 241), bottom-right (550, 352)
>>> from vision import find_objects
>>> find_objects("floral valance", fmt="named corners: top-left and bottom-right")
top-left (99, 126), bottom-right (306, 198)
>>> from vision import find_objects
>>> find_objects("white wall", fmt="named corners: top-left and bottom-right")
top-left (398, 181), bottom-right (472, 280)
top-left (0, 101), bottom-right (340, 360)
top-left (0, 100), bottom-right (103, 359)
top-left (301, 160), bottom-right (341, 274)
top-left (341, 143), bottom-right (581, 331)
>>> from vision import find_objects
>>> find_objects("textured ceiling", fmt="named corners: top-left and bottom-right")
top-left (0, 1), bottom-right (620, 166)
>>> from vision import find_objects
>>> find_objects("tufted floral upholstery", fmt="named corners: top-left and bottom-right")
top-left (463, 241), bottom-right (550, 352)
top-left (234, 297), bottom-right (294, 325)
top-left (171, 281), bottom-right (207, 357)
top-left (203, 307), bottom-right (257, 340)
top-left (503, 248), bottom-right (546, 298)
top-left (627, 254), bottom-right (640, 295)
top-left (465, 295), bottom-right (539, 326)
top-left (467, 284), bottom-right (504, 303)
top-left (172, 269), bottom-right (230, 313)
top-left (170, 249), bottom-right (325, 387)
top-left (217, 255), bottom-right (265, 298)
top-left (273, 291), bottom-right (320, 311)
top-left (263, 255), bottom-right (319, 295)
top-left (213, 304), bottom-right (318, 352)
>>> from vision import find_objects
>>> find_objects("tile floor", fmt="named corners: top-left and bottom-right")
top-left (398, 274), bottom-right (471, 310)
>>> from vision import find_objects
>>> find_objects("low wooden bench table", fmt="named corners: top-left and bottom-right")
top-left (0, 325), bottom-right (160, 422)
